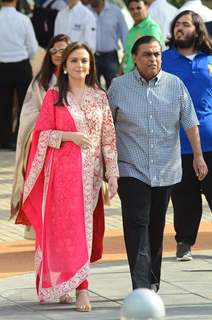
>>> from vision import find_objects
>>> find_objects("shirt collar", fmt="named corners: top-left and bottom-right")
top-left (89, 1), bottom-right (109, 15)
top-left (104, 1), bottom-right (110, 10)
top-left (133, 68), bottom-right (162, 85)
top-left (68, 1), bottom-right (81, 10)
top-left (134, 15), bottom-right (150, 28)
top-left (168, 48), bottom-right (205, 60)
top-left (1, 6), bottom-right (16, 11)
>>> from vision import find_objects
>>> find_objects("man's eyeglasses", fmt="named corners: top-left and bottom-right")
top-left (49, 48), bottom-right (65, 55)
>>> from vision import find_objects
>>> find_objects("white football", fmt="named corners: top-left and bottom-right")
top-left (120, 288), bottom-right (166, 319)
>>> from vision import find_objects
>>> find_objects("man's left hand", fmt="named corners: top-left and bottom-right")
top-left (193, 155), bottom-right (208, 181)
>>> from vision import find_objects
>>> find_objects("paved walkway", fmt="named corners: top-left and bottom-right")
top-left (0, 149), bottom-right (212, 319)
top-left (0, 253), bottom-right (212, 319)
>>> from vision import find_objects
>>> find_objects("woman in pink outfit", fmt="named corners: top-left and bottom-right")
top-left (18, 42), bottom-right (119, 311)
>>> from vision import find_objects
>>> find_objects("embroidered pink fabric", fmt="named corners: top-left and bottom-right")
top-left (21, 88), bottom-right (118, 302)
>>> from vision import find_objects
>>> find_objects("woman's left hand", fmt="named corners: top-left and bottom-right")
top-left (108, 176), bottom-right (118, 199)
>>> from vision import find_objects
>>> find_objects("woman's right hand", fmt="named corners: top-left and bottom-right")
top-left (62, 131), bottom-right (92, 148)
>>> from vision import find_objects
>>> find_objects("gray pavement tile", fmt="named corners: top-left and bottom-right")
top-left (28, 300), bottom-right (120, 320)
top-left (0, 297), bottom-right (51, 320)
top-left (161, 292), bottom-right (211, 305)
top-left (0, 274), bottom-right (35, 294)
top-left (165, 303), bottom-right (212, 319)
top-left (0, 288), bottom-right (38, 303)
top-left (0, 309), bottom-right (50, 320)
top-left (170, 283), bottom-right (212, 301)
top-left (90, 262), bottom-right (131, 298)
top-left (40, 308), bottom-right (120, 320)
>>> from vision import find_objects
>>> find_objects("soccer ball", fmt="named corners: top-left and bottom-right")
top-left (120, 288), bottom-right (166, 319)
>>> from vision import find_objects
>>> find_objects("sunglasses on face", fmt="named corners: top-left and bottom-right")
top-left (49, 48), bottom-right (65, 55)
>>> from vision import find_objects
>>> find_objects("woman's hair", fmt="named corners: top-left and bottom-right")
top-left (33, 34), bottom-right (71, 91)
top-left (56, 42), bottom-right (97, 106)
top-left (166, 10), bottom-right (212, 53)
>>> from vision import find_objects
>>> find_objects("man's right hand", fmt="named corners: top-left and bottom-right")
top-left (193, 155), bottom-right (208, 181)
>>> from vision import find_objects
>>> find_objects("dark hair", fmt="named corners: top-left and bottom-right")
top-left (127, 0), bottom-right (147, 7)
top-left (166, 10), bottom-right (212, 53)
top-left (33, 34), bottom-right (71, 91)
top-left (131, 36), bottom-right (162, 55)
top-left (56, 42), bottom-right (98, 106)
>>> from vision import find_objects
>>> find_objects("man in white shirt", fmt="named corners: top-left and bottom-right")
top-left (0, 0), bottom-right (38, 150)
top-left (54, 0), bottom-right (96, 52)
top-left (147, 0), bottom-right (178, 42)
top-left (90, 0), bottom-right (128, 88)
top-left (179, 0), bottom-right (212, 23)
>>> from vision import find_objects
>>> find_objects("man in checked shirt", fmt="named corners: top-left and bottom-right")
top-left (108, 36), bottom-right (208, 293)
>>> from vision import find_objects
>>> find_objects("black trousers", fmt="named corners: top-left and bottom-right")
top-left (118, 177), bottom-right (172, 290)
top-left (0, 59), bottom-right (32, 147)
top-left (94, 50), bottom-right (119, 89)
top-left (172, 153), bottom-right (212, 246)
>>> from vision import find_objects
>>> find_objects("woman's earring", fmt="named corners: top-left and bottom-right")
top-left (64, 69), bottom-right (67, 74)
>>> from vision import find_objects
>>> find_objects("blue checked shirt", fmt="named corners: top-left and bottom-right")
top-left (107, 69), bottom-right (199, 187)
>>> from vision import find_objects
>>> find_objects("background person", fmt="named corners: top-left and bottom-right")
top-left (179, 0), bottom-right (212, 23)
top-left (0, 0), bottom-right (38, 150)
top-left (30, 0), bottom-right (67, 48)
top-left (90, 0), bottom-right (128, 88)
top-left (108, 36), bottom-right (207, 292)
top-left (162, 10), bottom-right (212, 261)
top-left (54, 0), bottom-right (96, 52)
top-left (146, 0), bottom-right (178, 42)
top-left (123, 0), bottom-right (163, 73)
top-left (10, 34), bottom-right (71, 241)
top-left (17, 42), bottom-right (118, 310)
top-left (205, 20), bottom-right (212, 35)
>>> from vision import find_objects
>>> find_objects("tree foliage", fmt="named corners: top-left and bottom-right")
top-left (169, 0), bottom-right (212, 9)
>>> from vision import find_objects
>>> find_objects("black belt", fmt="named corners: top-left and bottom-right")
top-left (0, 59), bottom-right (30, 65)
top-left (95, 50), bottom-right (117, 57)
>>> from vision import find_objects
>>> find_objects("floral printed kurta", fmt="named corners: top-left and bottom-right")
top-left (20, 87), bottom-right (118, 301)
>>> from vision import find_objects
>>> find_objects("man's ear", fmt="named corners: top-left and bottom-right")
top-left (132, 54), bottom-right (137, 65)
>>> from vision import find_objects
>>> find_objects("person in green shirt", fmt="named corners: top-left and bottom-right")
top-left (123, 0), bottom-right (163, 73)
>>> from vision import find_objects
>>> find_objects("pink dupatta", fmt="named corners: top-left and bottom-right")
top-left (20, 88), bottom-right (104, 301)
